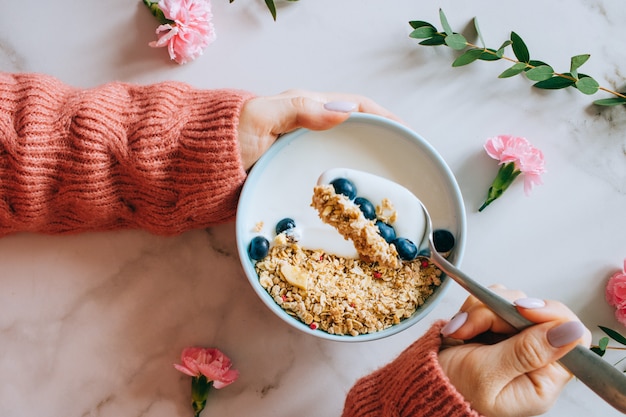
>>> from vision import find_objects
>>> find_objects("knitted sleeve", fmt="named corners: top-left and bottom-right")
top-left (342, 321), bottom-right (484, 417)
top-left (0, 72), bottom-right (255, 236)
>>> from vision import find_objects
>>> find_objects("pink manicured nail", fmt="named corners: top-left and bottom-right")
top-left (547, 321), bottom-right (585, 347)
top-left (441, 311), bottom-right (468, 337)
top-left (324, 101), bottom-right (357, 113)
top-left (514, 297), bottom-right (546, 309)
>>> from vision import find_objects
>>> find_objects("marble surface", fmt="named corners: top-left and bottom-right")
top-left (1, 0), bottom-right (625, 416)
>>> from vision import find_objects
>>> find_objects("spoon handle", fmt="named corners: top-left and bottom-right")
top-left (430, 250), bottom-right (626, 414)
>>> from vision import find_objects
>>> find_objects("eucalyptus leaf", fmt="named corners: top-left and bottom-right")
top-left (600, 336), bottom-right (610, 350)
top-left (570, 54), bottom-right (591, 73)
top-left (410, 26), bottom-right (437, 39)
top-left (474, 17), bottom-right (486, 48)
top-left (593, 97), bottom-right (626, 106)
top-left (533, 75), bottom-right (575, 90)
top-left (525, 65), bottom-right (554, 81)
top-left (265, 0), bottom-right (276, 20)
top-left (510, 31), bottom-right (530, 63)
top-left (452, 49), bottom-right (484, 67)
top-left (439, 8), bottom-right (454, 36)
top-left (591, 347), bottom-right (606, 357)
top-left (496, 40), bottom-right (512, 58)
top-left (575, 76), bottom-right (600, 95)
top-left (498, 62), bottom-right (527, 78)
top-left (599, 326), bottom-right (626, 345)
top-left (409, 20), bottom-right (436, 30)
top-left (527, 60), bottom-right (549, 69)
top-left (478, 49), bottom-right (502, 61)
top-left (419, 35), bottom-right (446, 46)
top-left (445, 33), bottom-right (468, 50)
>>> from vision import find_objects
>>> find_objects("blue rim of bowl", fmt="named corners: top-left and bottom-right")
top-left (236, 113), bottom-right (466, 342)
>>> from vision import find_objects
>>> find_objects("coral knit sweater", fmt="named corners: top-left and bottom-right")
top-left (342, 321), bottom-right (483, 417)
top-left (0, 72), bottom-right (253, 236)
top-left (1, 73), bottom-right (482, 417)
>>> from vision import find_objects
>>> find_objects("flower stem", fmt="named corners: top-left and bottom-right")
top-left (479, 162), bottom-right (521, 212)
top-left (191, 375), bottom-right (211, 417)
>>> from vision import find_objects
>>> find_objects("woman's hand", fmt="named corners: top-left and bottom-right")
top-left (438, 287), bottom-right (591, 417)
top-left (237, 89), bottom-right (400, 170)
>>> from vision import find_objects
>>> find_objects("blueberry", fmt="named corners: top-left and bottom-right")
top-left (275, 218), bottom-right (296, 235)
top-left (376, 221), bottom-right (396, 243)
top-left (433, 229), bottom-right (455, 253)
top-left (392, 237), bottom-right (418, 261)
top-left (330, 178), bottom-right (357, 200)
top-left (248, 236), bottom-right (270, 260)
top-left (354, 197), bottom-right (376, 220)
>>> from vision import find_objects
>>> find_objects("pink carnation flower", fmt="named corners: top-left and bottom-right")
top-left (174, 347), bottom-right (239, 417)
top-left (484, 135), bottom-right (546, 195)
top-left (146, 0), bottom-right (216, 64)
top-left (606, 260), bottom-right (626, 327)
top-left (174, 347), bottom-right (239, 388)
top-left (479, 135), bottom-right (546, 211)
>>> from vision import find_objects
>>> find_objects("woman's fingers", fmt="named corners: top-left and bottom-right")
top-left (441, 286), bottom-right (525, 338)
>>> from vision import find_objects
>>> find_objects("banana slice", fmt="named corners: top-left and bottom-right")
top-left (280, 262), bottom-right (308, 291)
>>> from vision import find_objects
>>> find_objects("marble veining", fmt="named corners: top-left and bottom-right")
top-left (1, 1), bottom-right (625, 416)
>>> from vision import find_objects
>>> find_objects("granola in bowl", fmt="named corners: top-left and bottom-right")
top-left (255, 243), bottom-right (441, 336)
top-left (252, 171), bottom-right (445, 337)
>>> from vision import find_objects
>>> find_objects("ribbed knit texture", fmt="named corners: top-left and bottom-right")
top-left (342, 321), bottom-right (483, 417)
top-left (0, 73), bottom-right (254, 235)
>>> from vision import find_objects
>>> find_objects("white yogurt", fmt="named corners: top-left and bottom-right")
top-left (293, 167), bottom-right (427, 258)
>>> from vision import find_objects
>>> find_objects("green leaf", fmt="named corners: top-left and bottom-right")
top-left (590, 346), bottom-right (606, 357)
top-left (593, 97), bottom-right (626, 106)
top-left (410, 26), bottom-right (437, 39)
top-left (525, 65), bottom-right (554, 81)
top-left (439, 9), bottom-right (454, 36)
top-left (570, 54), bottom-right (590, 73)
top-left (498, 62), bottom-right (527, 78)
top-left (527, 60), bottom-right (549, 69)
top-left (264, 0), bottom-right (277, 20)
top-left (599, 326), bottom-right (626, 345)
top-left (533, 75), bottom-right (575, 90)
top-left (510, 31), bottom-right (530, 63)
top-left (478, 49), bottom-right (501, 61)
top-left (474, 17), bottom-right (486, 48)
top-left (496, 40), bottom-right (512, 58)
top-left (419, 35), bottom-right (446, 46)
top-left (409, 20), bottom-right (436, 30)
top-left (599, 336), bottom-right (610, 350)
top-left (452, 49), bottom-right (484, 67)
top-left (575, 76), bottom-right (600, 95)
top-left (445, 33), bottom-right (468, 50)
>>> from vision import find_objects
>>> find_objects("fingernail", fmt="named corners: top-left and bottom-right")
top-left (441, 311), bottom-right (468, 337)
top-left (514, 297), bottom-right (546, 309)
top-left (547, 321), bottom-right (585, 348)
top-left (324, 101), bottom-right (357, 113)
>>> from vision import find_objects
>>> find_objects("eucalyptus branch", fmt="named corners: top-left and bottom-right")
top-left (591, 326), bottom-right (626, 365)
top-left (409, 9), bottom-right (626, 107)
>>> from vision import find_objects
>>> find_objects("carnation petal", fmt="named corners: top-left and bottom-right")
top-left (174, 364), bottom-right (199, 377)
top-left (212, 369), bottom-right (240, 389)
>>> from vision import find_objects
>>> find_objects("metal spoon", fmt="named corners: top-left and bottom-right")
top-left (416, 198), bottom-right (626, 414)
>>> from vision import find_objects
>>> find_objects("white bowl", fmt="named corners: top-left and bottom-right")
top-left (236, 113), bottom-right (466, 342)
